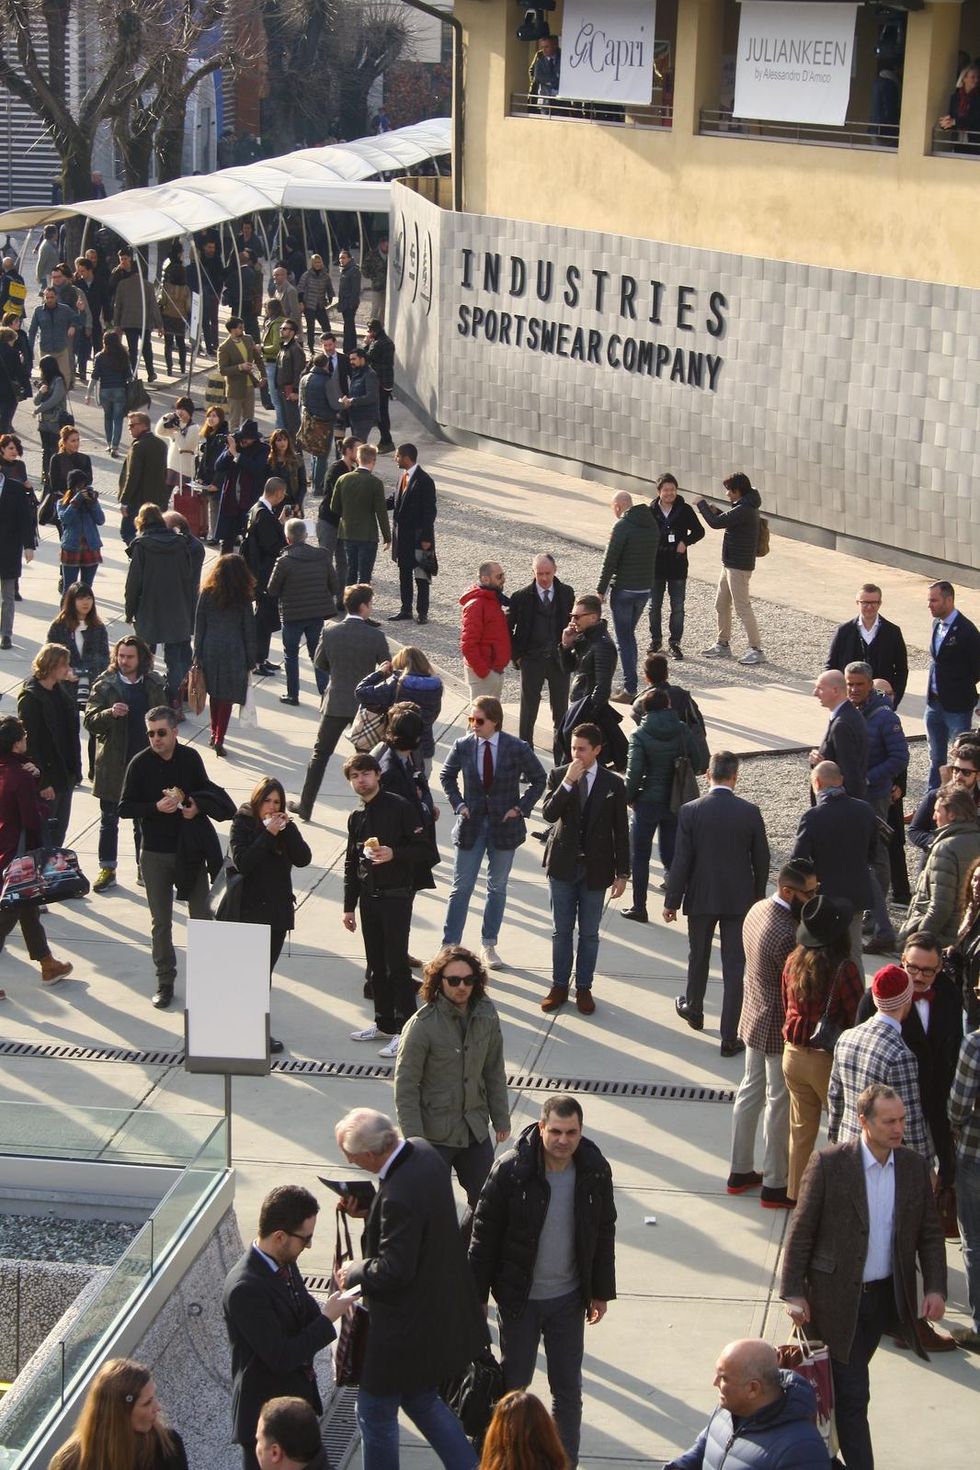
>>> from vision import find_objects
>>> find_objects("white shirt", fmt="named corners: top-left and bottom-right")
top-left (562, 763), bottom-right (598, 796)
top-left (913, 996), bottom-right (931, 1034)
top-left (858, 615), bottom-right (880, 645)
top-left (378, 1139), bottom-right (408, 1180)
top-left (537, 583), bottom-right (555, 605)
top-left (860, 1138), bottom-right (896, 1282)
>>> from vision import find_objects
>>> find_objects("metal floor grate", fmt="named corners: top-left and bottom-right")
top-left (0, 1040), bottom-right (734, 1103)
top-left (320, 1385), bottom-right (360, 1469)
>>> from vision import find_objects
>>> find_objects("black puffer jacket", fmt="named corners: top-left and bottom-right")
top-left (559, 619), bottom-right (617, 705)
top-left (696, 486), bottom-right (762, 571)
top-left (468, 1121), bottom-right (616, 1317)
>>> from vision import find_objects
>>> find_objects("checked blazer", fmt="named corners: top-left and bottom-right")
top-left (440, 731), bottom-right (546, 851)
top-left (828, 1015), bottom-right (932, 1162)
top-left (738, 897), bottom-right (799, 1054)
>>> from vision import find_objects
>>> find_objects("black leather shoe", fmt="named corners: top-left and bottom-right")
top-left (279, 695), bottom-right (299, 705)
top-left (727, 1171), bottom-right (763, 1195)
top-left (269, 1036), bottom-right (285, 1054)
top-left (152, 985), bottom-right (174, 1010)
top-left (415, 615), bottom-right (428, 625)
top-left (621, 906), bottom-right (648, 923)
top-left (259, 660), bottom-right (280, 674)
top-left (388, 611), bottom-right (414, 621)
top-left (668, 640), bottom-right (684, 660)
top-left (721, 1038), bottom-right (746, 1058)
top-left (675, 996), bottom-right (704, 1031)
top-left (287, 801), bottom-right (310, 821)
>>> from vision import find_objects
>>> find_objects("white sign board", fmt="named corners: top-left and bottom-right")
top-left (734, 2), bottom-right (857, 126)
top-left (185, 919), bottom-right (270, 1072)
top-left (559, 0), bottom-right (658, 106)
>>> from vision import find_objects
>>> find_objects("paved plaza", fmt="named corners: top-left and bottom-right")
top-left (0, 381), bottom-right (977, 1467)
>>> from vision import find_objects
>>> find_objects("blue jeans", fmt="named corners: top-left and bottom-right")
top-left (281, 616), bottom-right (326, 701)
top-left (925, 700), bottom-right (973, 788)
top-left (265, 362), bottom-right (285, 430)
top-left (345, 539), bottom-right (378, 584)
top-left (609, 587), bottom-right (649, 694)
top-left (98, 800), bottom-right (142, 871)
top-left (549, 869), bottom-right (606, 990)
top-left (99, 386), bottom-right (126, 450)
top-left (356, 1386), bottom-right (476, 1470)
top-left (443, 821), bottom-right (516, 946)
top-left (156, 640), bottom-right (192, 702)
top-left (649, 572), bottom-right (687, 648)
top-left (959, 1153), bottom-right (980, 1332)
top-left (630, 800), bottom-right (676, 911)
top-left (499, 1288), bottom-right (585, 1468)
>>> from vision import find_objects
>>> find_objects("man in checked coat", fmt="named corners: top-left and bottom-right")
top-left (828, 965), bottom-right (933, 1163)
top-left (727, 859), bottom-right (818, 1209)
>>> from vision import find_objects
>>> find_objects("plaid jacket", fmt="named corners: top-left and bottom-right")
top-left (828, 1015), bottom-right (933, 1162)
top-left (738, 898), bottom-right (798, 1054)
top-left (948, 1029), bottom-right (980, 1165)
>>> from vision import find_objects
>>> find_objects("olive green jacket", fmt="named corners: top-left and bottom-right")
top-left (83, 666), bottom-right (167, 801)
top-left (394, 994), bottom-right (510, 1148)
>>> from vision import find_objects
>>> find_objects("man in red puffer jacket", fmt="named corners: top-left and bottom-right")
top-left (459, 561), bottom-right (511, 698)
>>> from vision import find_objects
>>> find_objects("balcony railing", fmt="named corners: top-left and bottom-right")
top-left (510, 92), bottom-right (673, 131)
top-left (699, 108), bottom-right (898, 151)
top-left (931, 125), bottom-right (980, 157)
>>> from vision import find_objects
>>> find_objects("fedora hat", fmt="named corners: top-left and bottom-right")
top-left (796, 894), bottom-right (854, 950)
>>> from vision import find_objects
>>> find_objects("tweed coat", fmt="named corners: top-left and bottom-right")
top-left (738, 897), bottom-right (798, 1054)
top-left (828, 1015), bottom-right (932, 1162)
top-left (780, 1142), bottom-right (947, 1364)
top-left (313, 615), bottom-right (389, 719)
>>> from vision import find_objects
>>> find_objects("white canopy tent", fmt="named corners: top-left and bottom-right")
top-left (0, 117), bottom-right (451, 243)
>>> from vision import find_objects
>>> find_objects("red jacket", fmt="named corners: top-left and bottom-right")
top-left (0, 754), bottom-right (45, 869)
top-left (459, 585), bottom-right (511, 679)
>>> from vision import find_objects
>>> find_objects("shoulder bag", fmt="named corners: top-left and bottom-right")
top-left (332, 1206), bottom-right (369, 1386)
top-left (0, 847), bottom-right (90, 908)
top-left (809, 963), bottom-right (846, 1053)
top-left (669, 754), bottom-right (700, 814)
top-left (125, 378), bottom-right (150, 412)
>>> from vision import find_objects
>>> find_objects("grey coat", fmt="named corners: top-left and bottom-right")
top-left (193, 591), bottom-right (258, 704)
top-left (266, 541), bottom-right (338, 623)
top-left (125, 526), bottom-right (196, 645)
top-left (314, 615), bottom-right (390, 718)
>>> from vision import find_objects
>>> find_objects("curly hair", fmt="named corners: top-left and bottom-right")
top-left (200, 552), bottom-right (256, 608)
top-left (420, 945), bottom-right (488, 1005)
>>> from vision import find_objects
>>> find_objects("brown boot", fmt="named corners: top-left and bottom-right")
top-left (40, 955), bottom-right (73, 985)
top-left (540, 985), bottom-right (569, 1012)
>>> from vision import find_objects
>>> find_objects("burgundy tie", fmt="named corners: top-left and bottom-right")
top-left (482, 740), bottom-right (493, 790)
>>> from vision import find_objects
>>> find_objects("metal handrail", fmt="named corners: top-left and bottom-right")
top-left (699, 108), bottom-right (898, 151)
top-left (510, 92), bottom-right (673, 130)
top-left (931, 124), bottom-right (980, 156)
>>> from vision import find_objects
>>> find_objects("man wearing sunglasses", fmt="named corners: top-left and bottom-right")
top-left (118, 705), bottom-right (224, 1009)
top-left (440, 695), bottom-right (546, 970)
top-left (223, 1185), bottom-right (350, 1470)
top-left (908, 735), bottom-right (980, 853)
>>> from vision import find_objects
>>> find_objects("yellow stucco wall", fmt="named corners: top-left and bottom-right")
top-left (456, 0), bottom-right (980, 289)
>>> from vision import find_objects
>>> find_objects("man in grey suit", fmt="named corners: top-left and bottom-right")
top-left (665, 751), bottom-right (770, 1055)
top-left (809, 669), bottom-right (868, 799)
top-left (289, 583), bottom-right (389, 821)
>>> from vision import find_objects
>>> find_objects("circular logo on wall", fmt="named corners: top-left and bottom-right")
top-left (419, 230), bottom-right (433, 317)
top-left (408, 221), bottom-right (420, 303)
top-left (392, 213), bottom-right (407, 293)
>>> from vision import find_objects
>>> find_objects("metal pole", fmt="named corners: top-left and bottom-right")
top-left (320, 209), bottom-right (335, 267)
top-left (188, 234), bottom-right (206, 391)
top-left (226, 220), bottom-right (243, 324)
top-left (300, 207), bottom-right (309, 263)
top-left (224, 1075), bottom-right (232, 1168)
top-left (79, 216), bottom-right (91, 257)
top-left (136, 245), bottom-right (148, 380)
top-left (21, 227), bottom-right (35, 285)
top-left (256, 215), bottom-right (274, 295)
top-left (399, 0), bottom-right (463, 210)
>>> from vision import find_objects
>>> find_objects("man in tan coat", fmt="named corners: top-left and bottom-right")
top-left (217, 316), bottom-right (264, 429)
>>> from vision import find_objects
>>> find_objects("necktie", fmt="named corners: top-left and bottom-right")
top-left (577, 773), bottom-right (589, 808)
top-left (482, 740), bottom-right (493, 790)
top-left (545, 589), bottom-right (552, 605)
top-left (916, 987), bottom-right (935, 1004)
top-left (399, 471), bottom-right (408, 493)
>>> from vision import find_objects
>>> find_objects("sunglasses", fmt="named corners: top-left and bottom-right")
top-left (951, 765), bottom-right (977, 776)
top-left (147, 728), bottom-right (171, 738)
top-left (444, 974), bottom-right (476, 987)
top-left (468, 715), bottom-right (489, 726)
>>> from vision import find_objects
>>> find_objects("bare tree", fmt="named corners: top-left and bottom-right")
top-left (332, 1), bottom-right (417, 140)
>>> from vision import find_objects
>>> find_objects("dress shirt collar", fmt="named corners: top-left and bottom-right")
top-left (828, 698), bottom-right (848, 717)
top-left (876, 1011), bottom-right (902, 1032)
top-left (252, 1242), bottom-right (280, 1272)
top-left (378, 1139), bottom-right (408, 1180)
top-left (477, 731), bottom-right (500, 752)
top-left (860, 1137), bottom-right (895, 1175)
top-left (857, 614), bottom-right (880, 641)
top-left (708, 783), bottom-right (734, 793)
top-left (772, 895), bottom-right (791, 912)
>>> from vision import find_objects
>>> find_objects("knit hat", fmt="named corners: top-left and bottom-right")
top-left (871, 965), bottom-right (913, 1014)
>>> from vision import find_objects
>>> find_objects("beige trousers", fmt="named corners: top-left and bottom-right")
top-left (782, 1041), bottom-right (832, 1201)
top-left (465, 666), bottom-right (504, 699)
top-left (715, 567), bottom-right (761, 649)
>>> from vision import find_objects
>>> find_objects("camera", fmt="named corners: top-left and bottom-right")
top-left (162, 411), bottom-right (181, 429)
top-left (516, 1), bottom-right (555, 43)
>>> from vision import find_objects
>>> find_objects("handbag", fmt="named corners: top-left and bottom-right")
top-left (347, 678), bottom-right (402, 753)
top-left (808, 964), bottom-right (844, 1053)
top-left (186, 662), bottom-right (207, 716)
top-left (0, 847), bottom-right (90, 909)
top-left (37, 490), bottom-right (59, 527)
top-left (332, 1206), bottom-right (369, 1386)
top-left (415, 546), bottom-right (438, 577)
top-left (669, 754), bottom-right (699, 814)
top-left (125, 378), bottom-right (150, 412)
top-left (776, 1328), bottom-right (836, 1454)
top-left (209, 860), bottom-right (243, 922)
top-left (441, 1348), bottom-right (503, 1451)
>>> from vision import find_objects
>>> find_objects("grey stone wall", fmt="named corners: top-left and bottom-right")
top-left (388, 184), bottom-right (980, 578)
top-left (0, 1261), bottom-right (100, 1381)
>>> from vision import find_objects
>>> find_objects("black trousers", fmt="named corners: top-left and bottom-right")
top-left (341, 309), bottom-right (358, 354)
top-left (359, 892), bottom-right (416, 1033)
top-left (0, 902), bottom-right (49, 961)
top-left (398, 558), bottom-right (429, 619)
top-left (299, 712), bottom-right (349, 814)
top-left (686, 912), bottom-right (745, 1045)
top-left (378, 386), bottom-right (392, 442)
top-left (254, 593), bottom-right (281, 664)
top-left (123, 327), bottom-right (154, 378)
top-left (304, 304), bottom-right (332, 349)
top-left (830, 1278), bottom-right (902, 1470)
top-left (887, 793), bottom-right (910, 900)
top-left (518, 654), bottom-right (570, 764)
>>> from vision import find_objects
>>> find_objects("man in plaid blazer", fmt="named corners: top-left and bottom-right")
top-left (828, 965), bottom-right (933, 1163)
top-left (441, 694), bottom-right (546, 969)
top-left (728, 859), bottom-right (818, 1207)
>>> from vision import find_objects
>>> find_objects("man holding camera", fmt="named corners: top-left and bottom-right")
top-left (218, 316), bottom-right (265, 430)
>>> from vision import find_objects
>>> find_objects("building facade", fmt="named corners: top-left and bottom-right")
top-left (389, 0), bottom-right (980, 579)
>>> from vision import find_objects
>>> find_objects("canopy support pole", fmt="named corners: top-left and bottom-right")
top-left (188, 234), bottom-right (206, 394)
top-left (256, 215), bottom-right (274, 297)
top-left (226, 221), bottom-right (243, 325)
top-left (136, 251), bottom-right (148, 383)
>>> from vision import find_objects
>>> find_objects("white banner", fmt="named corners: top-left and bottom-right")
top-left (734, 2), bottom-right (857, 126)
top-left (558, 0), bottom-right (658, 105)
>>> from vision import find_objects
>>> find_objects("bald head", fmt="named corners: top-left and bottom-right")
top-left (811, 760), bottom-right (843, 793)
top-left (714, 1339), bottom-right (782, 1417)
top-left (612, 492), bottom-right (633, 517)
top-left (814, 670), bottom-right (846, 709)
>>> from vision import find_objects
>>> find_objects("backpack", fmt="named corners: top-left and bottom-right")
top-left (756, 516), bottom-right (770, 557)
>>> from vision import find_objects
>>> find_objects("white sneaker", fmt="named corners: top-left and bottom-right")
top-left (378, 1036), bottom-right (399, 1059)
top-left (739, 647), bottom-right (766, 666)
top-left (481, 944), bottom-right (504, 970)
top-left (702, 642), bottom-right (732, 658)
top-left (351, 1025), bottom-right (389, 1042)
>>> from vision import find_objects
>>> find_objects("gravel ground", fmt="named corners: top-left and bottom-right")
top-left (0, 1215), bottom-right (139, 1265)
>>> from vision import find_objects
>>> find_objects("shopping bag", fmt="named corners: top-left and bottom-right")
top-left (777, 1328), bottom-right (836, 1453)
top-left (332, 1206), bottom-right (369, 1386)
top-left (209, 859), bottom-right (243, 922)
top-left (186, 662), bottom-right (207, 716)
top-left (239, 676), bottom-right (258, 729)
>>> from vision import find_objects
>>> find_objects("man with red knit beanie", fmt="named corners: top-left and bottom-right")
top-left (828, 964), bottom-right (934, 1162)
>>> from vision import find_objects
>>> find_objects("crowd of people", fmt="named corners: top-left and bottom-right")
top-left (3, 230), bottom-right (979, 1470)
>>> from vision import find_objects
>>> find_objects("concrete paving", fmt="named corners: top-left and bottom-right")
top-left (0, 379), bottom-right (977, 1467)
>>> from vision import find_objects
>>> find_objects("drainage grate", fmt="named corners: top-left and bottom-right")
top-left (0, 1041), bottom-right (734, 1103)
top-left (320, 1386), bottom-right (360, 1470)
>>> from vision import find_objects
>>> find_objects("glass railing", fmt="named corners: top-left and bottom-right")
top-left (510, 91), bottom-right (673, 129)
top-left (0, 1105), bottom-right (228, 1470)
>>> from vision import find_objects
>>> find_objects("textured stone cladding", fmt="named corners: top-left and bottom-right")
top-left (0, 1261), bottom-right (101, 1382)
top-left (389, 184), bottom-right (980, 571)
